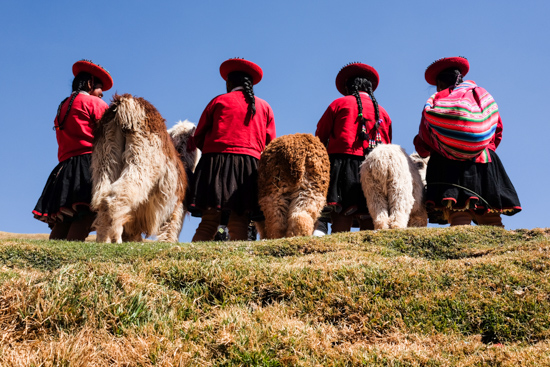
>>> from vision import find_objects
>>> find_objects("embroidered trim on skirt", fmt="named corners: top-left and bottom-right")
top-left (326, 153), bottom-right (369, 216)
top-left (189, 153), bottom-right (261, 217)
top-left (33, 154), bottom-right (94, 224)
top-left (425, 150), bottom-right (521, 224)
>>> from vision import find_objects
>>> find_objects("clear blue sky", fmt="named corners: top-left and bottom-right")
top-left (1, 1), bottom-right (548, 242)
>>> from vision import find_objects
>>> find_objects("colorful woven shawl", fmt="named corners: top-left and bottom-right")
top-left (421, 81), bottom-right (499, 163)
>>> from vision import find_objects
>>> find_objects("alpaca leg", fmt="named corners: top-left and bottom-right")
top-left (387, 182), bottom-right (414, 229)
top-left (105, 138), bottom-right (167, 242)
top-left (105, 197), bottom-right (132, 243)
top-left (157, 203), bottom-right (184, 243)
top-left (254, 221), bottom-right (266, 239)
top-left (362, 177), bottom-right (390, 230)
top-left (286, 192), bottom-right (325, 237)
top-left (408, 206), bottom-right (428, 227)
top-left (365, 189), bottom-right (390, 230)
top-left (93, 210), bottom-right (112, 243)
top-left (259, 195), bottom-right (288, 239)
top-left (286, 210), bottom-right (315, 238)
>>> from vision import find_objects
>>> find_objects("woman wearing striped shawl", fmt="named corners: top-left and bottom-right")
top-left (413, 57), bottom-right (521, 227)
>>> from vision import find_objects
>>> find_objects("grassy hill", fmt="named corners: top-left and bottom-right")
top-left (1, 226), bottom-right (549, 366)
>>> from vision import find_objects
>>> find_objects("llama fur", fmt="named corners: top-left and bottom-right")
top-left (360, 144), bottom-right (429, 230)
top-left (91, 94), bottom-right (187, 243)
top-left (168, 120), bottom-right (201, 174)
top-left (257, 133), bottom-right (330, 239)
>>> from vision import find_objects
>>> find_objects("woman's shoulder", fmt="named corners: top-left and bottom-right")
top-left (378, 104), bottom-right (391, 117)
top-left (326, 95), bottom-right (353, 108)
top-left (254, 95), bottom-right (272, 107)
top-left (77, 93), bottom-right (109, 108)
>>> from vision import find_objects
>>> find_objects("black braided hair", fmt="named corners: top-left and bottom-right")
top-left (55, 72), bottom-right (94, 130)
top-left (227, 71), bottom-right (256, 117)
top-left (436, 67), bottom-right (463, 90)
top-left (346, 76), bottom-right (380, 141)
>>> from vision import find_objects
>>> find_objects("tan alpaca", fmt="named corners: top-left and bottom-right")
top-left (257, 133), bottom-right (330, 239)
top-left (91, 94), bottom-right (187, 243)
top-left (360, 144), bottom-right (429, 230)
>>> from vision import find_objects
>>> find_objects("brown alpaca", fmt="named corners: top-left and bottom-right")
top-left (257, 133), bottom-right (330, 239)
top-left (91, 94), bottom-right (187, 243)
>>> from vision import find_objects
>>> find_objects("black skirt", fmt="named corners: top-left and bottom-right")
top-left (33, 154), bottom-right (94, 224)
top-left (426, 150), bottom-right (521, 224)
top-left (326, 153), bottom-right (369, 216)
top-left (189, 153), bottom-right (261, 217)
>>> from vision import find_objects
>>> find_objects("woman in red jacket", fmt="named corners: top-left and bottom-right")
top-left (33, 60), bottom-right (113, 240)
top-left (316, 62), bottom-right (392, 233)
top-left (190, 58), bottom-right (276, 241)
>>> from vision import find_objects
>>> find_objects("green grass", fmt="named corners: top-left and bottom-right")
top-left (1, 227), bottom-right (550, 366)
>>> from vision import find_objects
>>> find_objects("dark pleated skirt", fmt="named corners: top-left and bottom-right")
top-left (426, 150), bottom-right (521, 224)
top-left (326, 153), bottom-right (369, 216)
top-left (33, 154), bottom-right (94, 224)
top-left (189, 153), bottom-right (261, 217)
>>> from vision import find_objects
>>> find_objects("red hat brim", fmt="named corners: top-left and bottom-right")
top-left (72, 60), bottom-right (113, 91)
top-left (335, 63), bottom-right (379, 95)
top-left (220, 58), bottom-right (263, 85)
top-left (425, 57), bottom-right (469, 86)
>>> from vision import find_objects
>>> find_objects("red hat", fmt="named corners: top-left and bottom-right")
top-left (336, 62), bottom-right (379, 95)
top-left (72, 60), bottom-right (113, 91)
top-left (219, 58), bottom-right (263, 85)
top-left (425, 56), bottom-right (469, 86)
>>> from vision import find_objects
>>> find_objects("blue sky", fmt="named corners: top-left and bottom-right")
top-left (1, 1), bottom-right (548, 242)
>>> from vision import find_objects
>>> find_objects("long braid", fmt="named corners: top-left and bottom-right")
top-left (55, 72), bottom-right (93, 131)
top-left (349, 82), bottom-right (366, 140)
top-left (242, 75), bottom-right (256, 117)
top-left (365, 84), bottom-right (380, 127)
top-left (228, 71), bottom-right (256, 118)
top-left (55, 93), bottom-right (78, 131)
top-left (346, 77), bottom-right (382, 153)
top-left (365, 82), bottom-right (382, 153)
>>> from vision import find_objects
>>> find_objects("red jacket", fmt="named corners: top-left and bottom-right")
top-left (193, 90), bottom-right (276, 159)
top-left (316, 93), bottom-right (392, 156)
top-left (55, 92), bottom-right (109, 162)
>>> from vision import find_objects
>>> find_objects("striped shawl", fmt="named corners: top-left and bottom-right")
top-left (420, 81), bottom-right (499, 163)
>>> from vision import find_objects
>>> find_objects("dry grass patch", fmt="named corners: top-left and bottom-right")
top-left (0, 226), bottom-right (549, 365)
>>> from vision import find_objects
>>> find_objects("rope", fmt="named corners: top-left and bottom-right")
top-left (427, 182), bottom-right (493, 209)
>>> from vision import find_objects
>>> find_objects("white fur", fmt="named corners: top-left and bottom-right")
top-left (168, 120), bottom-right (201, 173)
top-left (91, 94), bottom-right (187, 243)
top-left (360, 144), bottom-right (429, 230)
